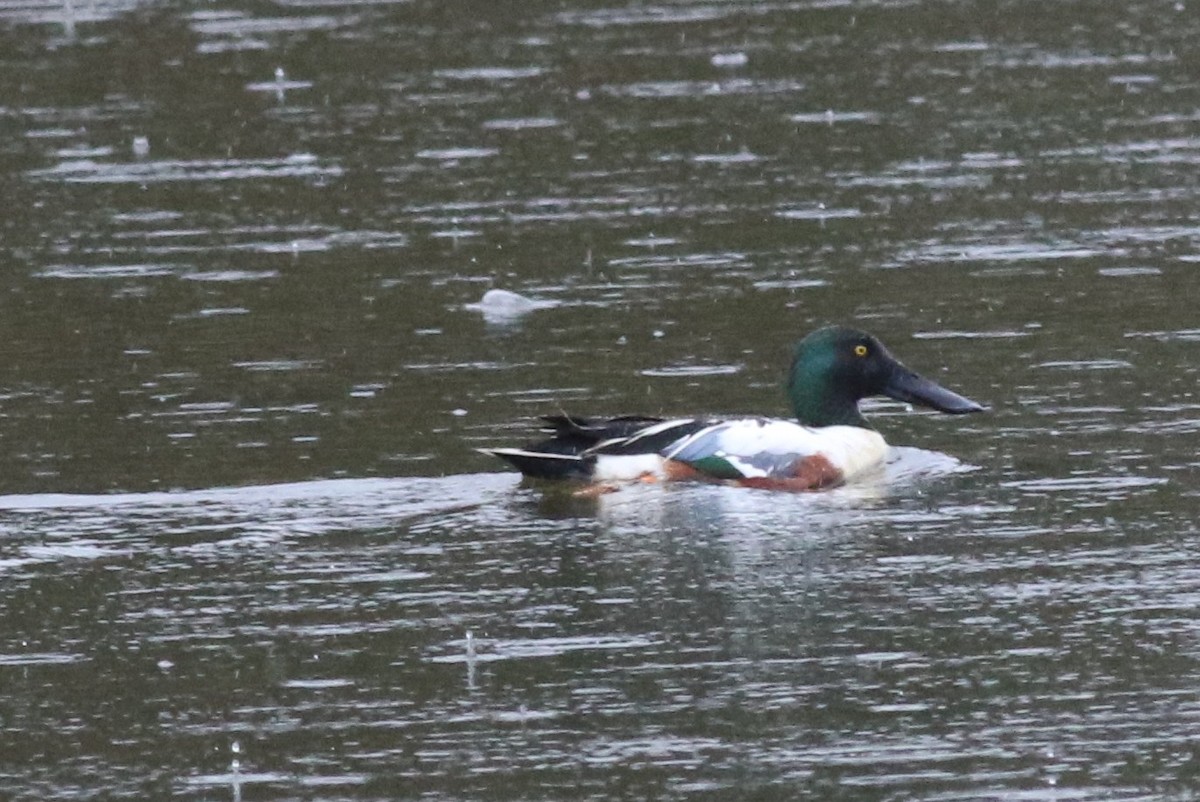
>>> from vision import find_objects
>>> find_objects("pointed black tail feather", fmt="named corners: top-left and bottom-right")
top-left (478, 448), bottom-right (595, 480)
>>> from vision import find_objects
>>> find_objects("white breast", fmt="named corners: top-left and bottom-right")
top-left (810, 425), bottom-right (889, 479)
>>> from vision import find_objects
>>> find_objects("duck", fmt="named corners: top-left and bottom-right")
top-left (480, 325), bottom-right (984, 491)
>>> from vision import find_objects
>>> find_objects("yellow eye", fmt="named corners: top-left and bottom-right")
top-left (854, 344), bottom-right (868, 357)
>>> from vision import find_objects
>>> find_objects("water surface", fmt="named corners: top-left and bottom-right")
top-left (0, 0), bottom-right (1199, 798)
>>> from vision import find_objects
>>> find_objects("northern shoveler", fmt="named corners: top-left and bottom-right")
top-left (480, 325), bottom-right (984, 491)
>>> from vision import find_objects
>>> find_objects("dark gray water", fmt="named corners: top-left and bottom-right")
top-left (1, 0), bottom-right (1199, 798)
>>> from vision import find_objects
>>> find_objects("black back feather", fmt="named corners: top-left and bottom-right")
top-left (534, 414), bottom-right (670, 454)
top-left (483, 414), bottom-right (713, 479)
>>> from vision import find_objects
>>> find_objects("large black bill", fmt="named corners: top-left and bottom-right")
top-left (884, 368), bottom-right (985, 415)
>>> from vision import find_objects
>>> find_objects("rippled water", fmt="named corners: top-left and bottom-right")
top-left (1, 0), bottom-right (1199, 798)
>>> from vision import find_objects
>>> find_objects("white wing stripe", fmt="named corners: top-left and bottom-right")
top-left (589, 418), bottom-right (698, 453)
top-left (480, 448), bottom-right (581, 462)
